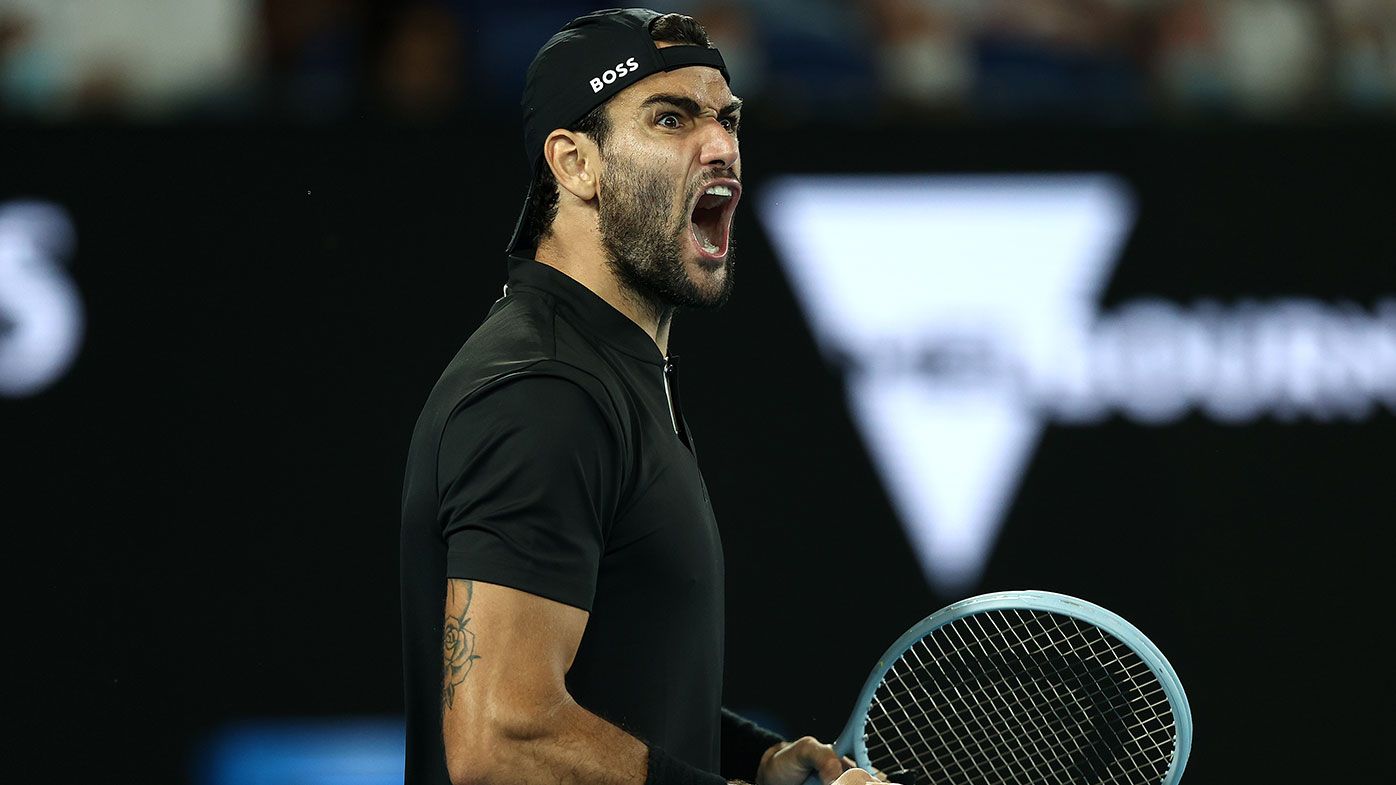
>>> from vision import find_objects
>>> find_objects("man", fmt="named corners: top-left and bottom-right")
top-left (401, 9), bottom-right (884, 785)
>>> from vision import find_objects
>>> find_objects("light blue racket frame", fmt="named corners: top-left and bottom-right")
top-left (814, 590), bottom-right (1193, 785)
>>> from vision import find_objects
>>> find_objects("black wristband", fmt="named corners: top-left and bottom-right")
top-left (645, 744), bottom-right (730, 785)
top-left (719, 708), bottom-right (786, 783)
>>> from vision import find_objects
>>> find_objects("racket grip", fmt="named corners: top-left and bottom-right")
top-left (799, 775), bottom-right (821, 785)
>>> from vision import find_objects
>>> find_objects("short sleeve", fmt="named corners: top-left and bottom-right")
top-left (437, 374), bottom-right (622, 611)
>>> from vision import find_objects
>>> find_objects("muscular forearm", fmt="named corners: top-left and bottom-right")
top-left (450, 695), bottom-right (732, 785)
top-left (461, 696), bottom-right (648, 785)
top-left (439, 579), bottom-right (730, 785)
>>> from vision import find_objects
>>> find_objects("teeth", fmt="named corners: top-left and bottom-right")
top-left (704, 185), bottom-right (732, 197)
top-left (702, 239), bottom-right (720, 254)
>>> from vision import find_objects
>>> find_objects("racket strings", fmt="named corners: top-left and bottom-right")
top-left (872, 618), bottom-right (1163, 785)
top-left (874, 612), bottom-right (1160, 774)
top-left (867, 613), bottom-right (1169, 785)
top-left (875, 639), bottom-right (1118, 784)
top-left (911, 615), bottom-right (1124, 782)
top-left (870, 651), bottom-right (1124, 785)
top-left (974, 612), bottom-right (1166, 782)
top-left (887, 609), bottom-right (1150, 748)
top-left (861, 609), bottom-right (1177, 785)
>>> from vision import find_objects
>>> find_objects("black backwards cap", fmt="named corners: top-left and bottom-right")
top-left (506, 8), bottom-right (730, 254)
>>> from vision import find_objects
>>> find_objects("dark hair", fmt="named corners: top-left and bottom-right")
top-left (517, 13), bottom-right (716, 254)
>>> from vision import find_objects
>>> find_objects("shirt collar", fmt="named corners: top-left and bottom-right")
top-left (505, 255), bottom-right (666, 366)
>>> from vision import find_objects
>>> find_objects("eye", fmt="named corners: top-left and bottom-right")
top-left (657, 112), bottom-right (682, 130)
top-left (720, 116), bottom-right (740, 134)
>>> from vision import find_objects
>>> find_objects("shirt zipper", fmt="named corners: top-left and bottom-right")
top-left (663, 355), bottom-right (692, 451)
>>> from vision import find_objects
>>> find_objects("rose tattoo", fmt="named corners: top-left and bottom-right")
top-left (441, 579), bottom-right (482, 711)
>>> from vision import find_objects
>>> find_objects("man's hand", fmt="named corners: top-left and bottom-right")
top-left (755, 737), bottom-right (866, 785)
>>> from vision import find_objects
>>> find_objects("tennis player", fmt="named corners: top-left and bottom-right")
top-left (400, 8), bottom-right (883, 785)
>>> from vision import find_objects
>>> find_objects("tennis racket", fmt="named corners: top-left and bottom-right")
top-left (806, 590), bottom-right (1191, 785)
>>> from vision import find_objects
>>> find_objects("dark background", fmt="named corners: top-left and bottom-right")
top-left (3, 122), bottom-right (1394, 783)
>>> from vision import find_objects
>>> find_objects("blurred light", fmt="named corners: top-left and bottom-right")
top-left (197, 717), bottom-right (404, 785)
top-left (759, 175), bottom-right (1395, 595)
top-left (0, 200), bottom-right (83, 398)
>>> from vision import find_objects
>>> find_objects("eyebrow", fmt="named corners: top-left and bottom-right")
top-left (640, 93), bottom-right (743, 118)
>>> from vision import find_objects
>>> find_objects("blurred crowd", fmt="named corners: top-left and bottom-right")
top-left (1, 0), bottom-right (1394, 124)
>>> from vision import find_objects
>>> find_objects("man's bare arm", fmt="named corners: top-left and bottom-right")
top-left (440, 578), bottom-right (652, 785)
top-left (441, 579), bottom-right (886, 785)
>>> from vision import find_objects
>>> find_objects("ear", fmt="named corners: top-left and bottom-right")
top-left (543, 129), bottom-right (599, 202)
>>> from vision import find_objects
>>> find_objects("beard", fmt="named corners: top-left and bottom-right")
top-left (597, 151), bottom-right (736, 315)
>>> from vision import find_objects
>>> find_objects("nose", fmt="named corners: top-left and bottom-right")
top-left (698, 116), bottom-right (739, 172)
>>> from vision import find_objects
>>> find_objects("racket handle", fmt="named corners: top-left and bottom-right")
top-left (799, 775), bottom-right (821, 785)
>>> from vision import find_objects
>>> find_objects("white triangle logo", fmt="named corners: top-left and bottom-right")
top-left (758, 175), bottom-right (1135, 595)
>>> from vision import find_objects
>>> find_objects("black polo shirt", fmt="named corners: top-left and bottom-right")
top-left (400, 256), bottom-right (727, 785)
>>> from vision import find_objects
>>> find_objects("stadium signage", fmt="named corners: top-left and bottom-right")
top-left (760, 175), bottom-right (1395, 593)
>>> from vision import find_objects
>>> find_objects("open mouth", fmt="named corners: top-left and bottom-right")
top-left (688, 178), bottom-right (741, 262)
